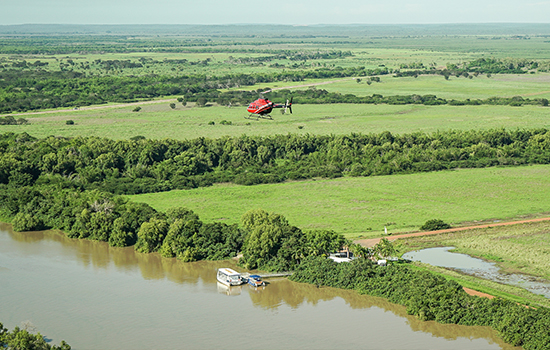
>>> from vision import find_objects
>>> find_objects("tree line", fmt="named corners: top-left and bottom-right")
top-left (188, 87), bottom-right (549, 107)
top-left (0, 176), bottom-right (349, 271)
top-left (290, 257), bottom-right (550, 350)
top-left (3, 58), bottom-right (549, 113)
top-left (2, 129), bottom-right (550, 195)
top-left (0, 66), bottom-right (382, 113)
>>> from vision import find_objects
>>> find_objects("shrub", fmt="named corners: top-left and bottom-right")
top-left (132, 106), bottom-right (141, 112)
top-left (420, 219), bottom-right (451, 231)
top-left (65, 120), bottom-right (74, 125)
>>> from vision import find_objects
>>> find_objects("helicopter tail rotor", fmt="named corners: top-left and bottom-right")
top-left (284, 97), bottom-right (293, 114)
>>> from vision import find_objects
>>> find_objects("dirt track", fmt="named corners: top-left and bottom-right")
top-left (1, 78), bottom-right (353, 118)
top-left (355, 216), bottom-right (550, 248)
top-left (0, 98), bottom-right (178, 118)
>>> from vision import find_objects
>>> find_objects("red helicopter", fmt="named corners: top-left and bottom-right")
top-left (246, 90), bottom-right (293, 120)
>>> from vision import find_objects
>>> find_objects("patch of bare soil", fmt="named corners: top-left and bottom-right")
top-left (463, 287), bottom-right (494, 299)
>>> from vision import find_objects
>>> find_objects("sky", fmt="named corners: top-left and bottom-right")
top-left (1, 0), bottom-right (550, 25)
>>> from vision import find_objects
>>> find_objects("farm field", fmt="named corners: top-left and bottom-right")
top-left (128, 164), bottom-right (550, 239)
top-left (5, 101), bottom-right (550, 140)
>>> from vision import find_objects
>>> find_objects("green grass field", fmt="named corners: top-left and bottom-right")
top-left (5, 100), bottom-right (550, 140)
top-left (322, 73), bottom-right (550, 100)
top-left (128, 164), bottom-right (550, 239)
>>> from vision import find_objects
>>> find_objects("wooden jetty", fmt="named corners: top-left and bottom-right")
top-left (241, 272), bottom-right (293, 279)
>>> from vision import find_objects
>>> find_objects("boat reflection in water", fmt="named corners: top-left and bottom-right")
top-left (217, 281), bottom-right (242, 296)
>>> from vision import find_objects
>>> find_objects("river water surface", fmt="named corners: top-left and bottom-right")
top-left (0, 224), bottom-right (519, 350)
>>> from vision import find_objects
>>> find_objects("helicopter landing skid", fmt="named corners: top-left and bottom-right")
top-left (245, 114), bottom-right (273, 120)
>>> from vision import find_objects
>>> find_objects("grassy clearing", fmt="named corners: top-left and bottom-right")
top-left (6, 101), bottom-right (550, 140)
top-left (129, 165), bottom-right (550, 240)
top-left (398, 220), bottom-right (550, 280)
top-left (321, 73), bottom-right (550, 100)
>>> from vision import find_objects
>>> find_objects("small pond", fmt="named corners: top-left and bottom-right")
top-left (402, 247), bottom-right (550, 298)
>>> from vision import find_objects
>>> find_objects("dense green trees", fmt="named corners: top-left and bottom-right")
top-left (239, 209), bottom-right (347, 271)
top-left (290, 258), bottom-right (550, 350)
top-left (186, 87), bottom-right (548, 107)
top-left (2, 129), bottom-right (550, 197)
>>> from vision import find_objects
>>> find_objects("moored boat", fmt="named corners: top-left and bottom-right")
top-left (217, 268), bottom-right (245, 286)
top-left (247, 274), bottom-right (265, 287)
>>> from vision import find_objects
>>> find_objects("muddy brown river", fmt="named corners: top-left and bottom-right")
top-left (0, 223), bottom-right (519, 350)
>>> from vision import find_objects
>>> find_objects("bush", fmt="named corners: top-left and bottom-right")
top-left (65, 120), bottom-right (74, 125)
top-left (132, 106), bottom-right (141, 112)
top-left (420, 219), bottom-right (451, 231)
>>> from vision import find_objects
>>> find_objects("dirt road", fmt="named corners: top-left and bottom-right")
top-left (355, 216), bottom-right (550, 248)
top-left (0, 98), bottom-right (178, 118)
top-left (1, 78), bottom-right (354, 118)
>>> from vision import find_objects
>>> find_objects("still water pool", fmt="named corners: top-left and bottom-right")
top-left (0, 224), bottom-right (518, 350)
top-left (402, 247), bottom-right (550, 298)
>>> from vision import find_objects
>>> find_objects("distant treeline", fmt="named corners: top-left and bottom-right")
top-left (290, 257), bottom-right (550, 350)
top-left (2, 129), bottom-right (550, 196)
top-left (0, 67), bottom-right (382, 113)
top-left (2, 57), bottom-right (549, 113)
top-left (189, 87), bottom-right (549, 107)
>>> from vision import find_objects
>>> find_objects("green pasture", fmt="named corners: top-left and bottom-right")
top-left (7, 36), bottom-right (549, 77)
top-left (6, 101), bottom-right (550, 140)
top-left (360, 35), bottom-right (550, 59)
top-left (240, 73), bottom-right (550, 100)
top-left (128, 165), bottom-right (550, 240)
top-left (322, 73), bottom-right (550, 100)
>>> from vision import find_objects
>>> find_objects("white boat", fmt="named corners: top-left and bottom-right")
top-left (216, 268), bottom-right (245, 286)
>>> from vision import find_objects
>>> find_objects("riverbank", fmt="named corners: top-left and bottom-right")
top-left (1, 227), bottom-right (513, 350)
top-left (368, 218), bottom-right (550, 308)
